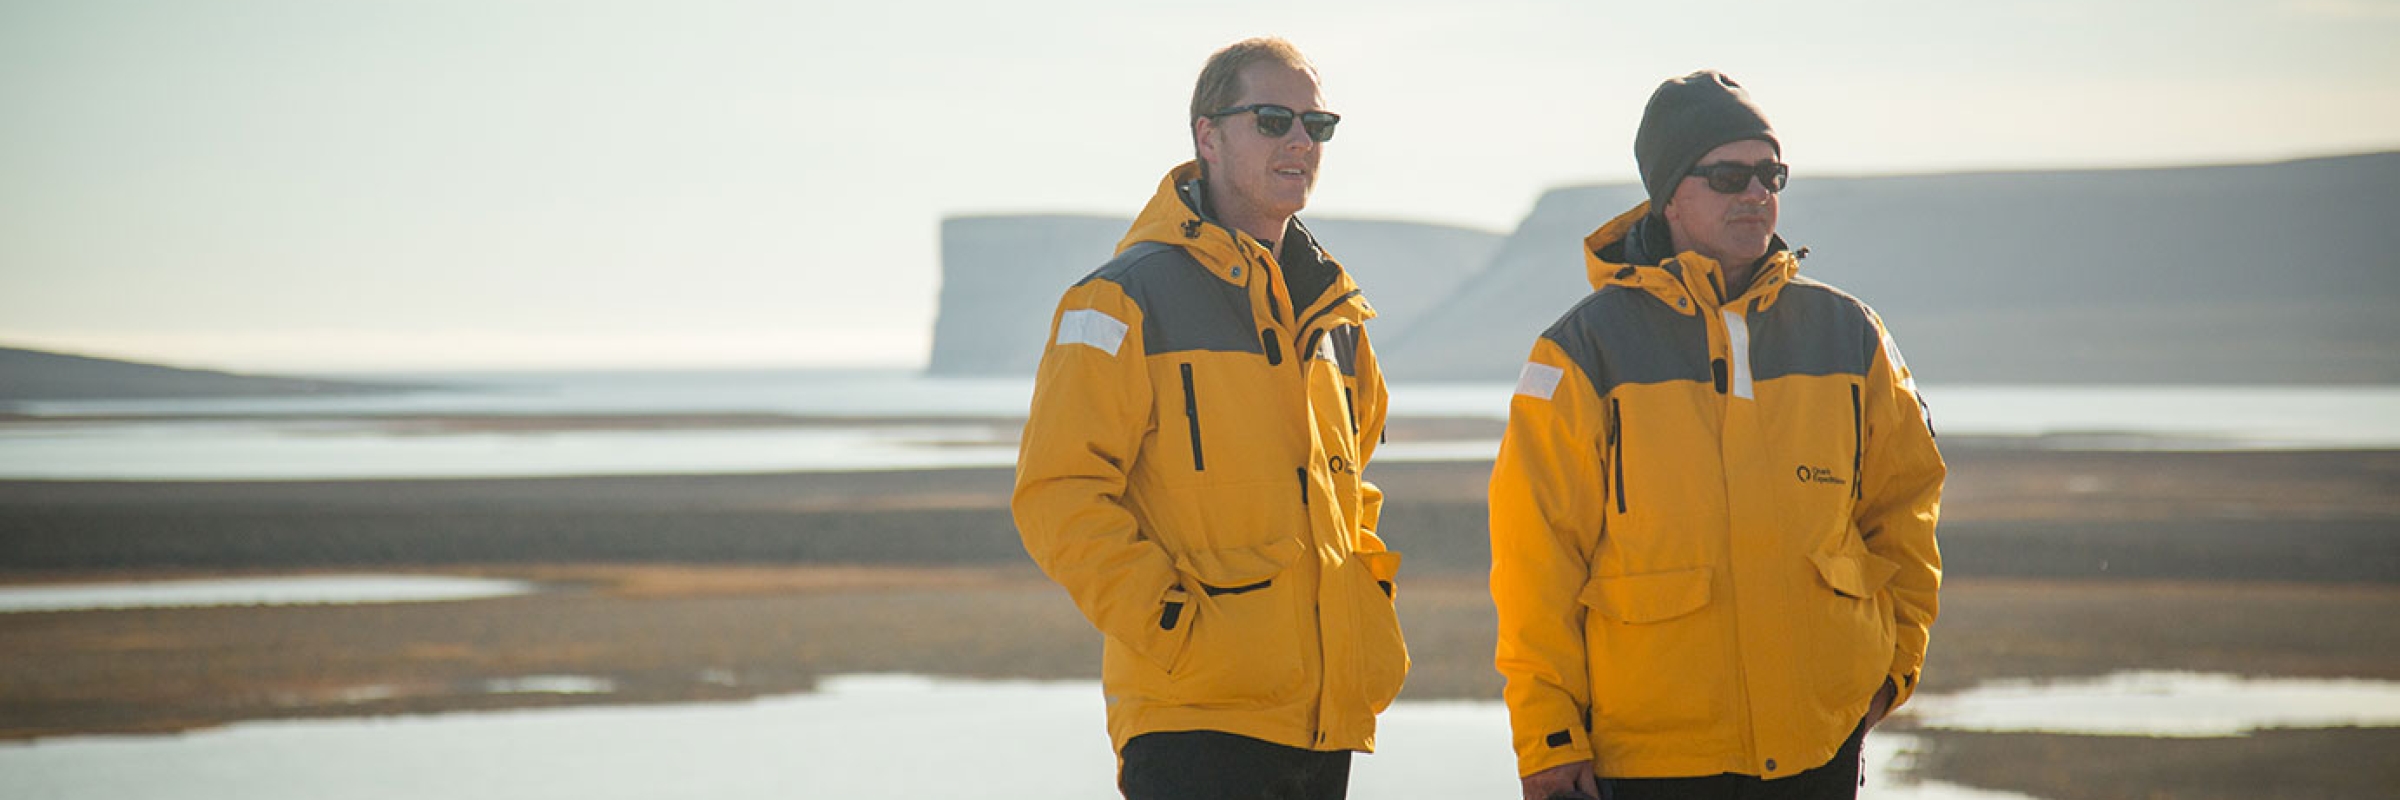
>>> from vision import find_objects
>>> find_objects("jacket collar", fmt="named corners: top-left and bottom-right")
top-left (1116, 161), bottom-right (1264, 287)
top-left (1583, 201), bottom-right (1801, 315)
top-left (1116, 161), bottom-right (1375, 329)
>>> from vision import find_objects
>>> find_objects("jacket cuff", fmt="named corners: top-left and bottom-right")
top-left (1517, 723), bottom-right (1594, 778)
top-left (1888, 665), bottom-right (1922, 710)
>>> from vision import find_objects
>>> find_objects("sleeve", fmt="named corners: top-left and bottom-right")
top-left (1009, 278), bottom-right (1188, 672)
top-left (1352, 325), bottom-right (1390, 548)
top-left (1488, 337), bottom-right (1608, 777)
top-left (1856, 310), bottom-right (1946, 709)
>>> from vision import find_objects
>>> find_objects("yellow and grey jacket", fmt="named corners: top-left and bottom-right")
top-left (1012, 162), bottom-right (1409, 755)
top-left (1489, 202), bottom-right (1944, 781)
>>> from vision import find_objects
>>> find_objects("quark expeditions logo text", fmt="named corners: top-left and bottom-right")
top-left (1796, 464), bottom-right (1848, 486)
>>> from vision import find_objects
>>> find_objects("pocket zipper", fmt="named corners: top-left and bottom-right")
top-left (1609, 397), bottom-right (1627, 514)
top-left (1202, 579), bottom-right (1271, 597)
top-left (1850, 383), bottom-right (1864, 501)
top-left (1181, 363), bottom-right (1205, 471)
top-left (1343, 386), bottom-right (1359, 437)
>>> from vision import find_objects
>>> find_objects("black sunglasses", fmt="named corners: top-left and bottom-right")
top-left (1687, 160), bottom-right (1790, 194)
top-left (1206, 103), bottom-right (1340, 143)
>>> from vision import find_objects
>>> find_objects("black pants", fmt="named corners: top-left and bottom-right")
top-left (1603, 722), bottom-right (1867, 800)
top-left (1119, 730), bottom-right (1353, 800)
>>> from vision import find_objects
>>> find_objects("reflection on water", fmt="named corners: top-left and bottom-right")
top-left (1375, 438), bottom-right (1504, 462)
top-left (9, 388), bottom-right (2397, 480)
top-left (2, 370), bottom-right (1039, 419)
top-left (482, 676), bottom-right (616, 696)
top-left (1905, 671), bottom-right (2400, 737)
top-left (5, 375), bottom-right (2397, 480)
top-left (0, 420), bottom-right (1023, 480)
top-left (0, 575), bottom-right (535, 613)
top-left (16, 371), bottom-right (2400, 450)
top-left (9, 671), bottom-right (2392, 796)
top-left (0, 675), bottom-right (2053, 800)
top-left (0, 418), bottom-right (1515, 480)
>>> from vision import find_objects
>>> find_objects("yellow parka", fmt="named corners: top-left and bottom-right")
top-left (1489, 203), bottom-right (1944, 781)
top-left (1012, 162), bottom-right (1409, 755)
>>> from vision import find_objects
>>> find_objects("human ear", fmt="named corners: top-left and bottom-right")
top-left (1194, 117), bottom-right (1222, 166)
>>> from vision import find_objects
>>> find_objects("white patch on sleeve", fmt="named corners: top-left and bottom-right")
top-left (1514, 362), bottom-right (1565, 400)
top-left (1878, 321), bottom-right (1935, 433)
top-left (1881, 328), bottom-right (1918, 394)
top-left (1055, 308), bottom-right (1129, 356)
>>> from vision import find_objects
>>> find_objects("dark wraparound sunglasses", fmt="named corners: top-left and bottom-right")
top-left (1206, 103), bottom-right (1340, 142)
top-left (1687, 160), bottom-right (1790, 194)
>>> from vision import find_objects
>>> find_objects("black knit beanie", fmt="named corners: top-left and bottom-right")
top-left (1635, 70), bottom-right (1778, 214)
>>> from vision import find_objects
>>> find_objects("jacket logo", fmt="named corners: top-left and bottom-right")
top-left (1326, 455), bottom-right (1354, 475)
top-left (1796, 465), bottom-right (1848, 486)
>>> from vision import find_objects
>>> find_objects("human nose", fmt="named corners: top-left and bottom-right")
top-left (1278, 117), bottom-right (1317, 147)
top-left (1737, 173), bottom-right (1772, 199)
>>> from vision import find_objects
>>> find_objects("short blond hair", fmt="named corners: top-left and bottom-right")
top-left (1190, 37), bottom-right (1319, 138)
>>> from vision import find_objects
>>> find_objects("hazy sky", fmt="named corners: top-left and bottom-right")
top-left (4, 0), bottom-right (2395, 372)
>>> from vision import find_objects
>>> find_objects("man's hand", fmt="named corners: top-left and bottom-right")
top-left (1863, 677), bottom-right (1899, 732)
top-left (1520, 760), bottom-right (1600, 800)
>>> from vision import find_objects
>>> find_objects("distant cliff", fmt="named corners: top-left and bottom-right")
top-left (1383, 153), bottom-right (2400, 384)
top-left (0, 347), bottom-right (413, 403)
top-left (927, 215), bottom-right (1505, 375)
top-left (927, 154), bottom-right (2398, 384)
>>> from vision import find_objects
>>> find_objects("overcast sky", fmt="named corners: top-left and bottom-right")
top-left (4, 0), bottom-right (2395, 372)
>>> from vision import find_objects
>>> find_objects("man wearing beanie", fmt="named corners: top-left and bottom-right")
top-left (1487, 70), bottom-right (1945, 800)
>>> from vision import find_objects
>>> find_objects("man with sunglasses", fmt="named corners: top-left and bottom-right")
top-left (1488, 70), bottom-right (1945, 800)
top-left (1012, 37), bottom-right (1406, 800)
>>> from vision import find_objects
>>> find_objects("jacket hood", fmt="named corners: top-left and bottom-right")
top-left (1582, 201), bottom-right (1802, 315)
top-left (1117, 161), bottom-right (1372, 326)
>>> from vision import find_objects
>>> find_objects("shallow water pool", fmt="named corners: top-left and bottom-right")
top-left (0, 574), bottom-right (536, 613)
top-left (9, 670), bottom-right (2397, 799)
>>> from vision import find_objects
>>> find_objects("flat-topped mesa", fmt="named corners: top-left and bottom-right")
top-left (926, 214), bottom-right (1505, 376)
top-left (1378, 153), bottom-right (2400, 384)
